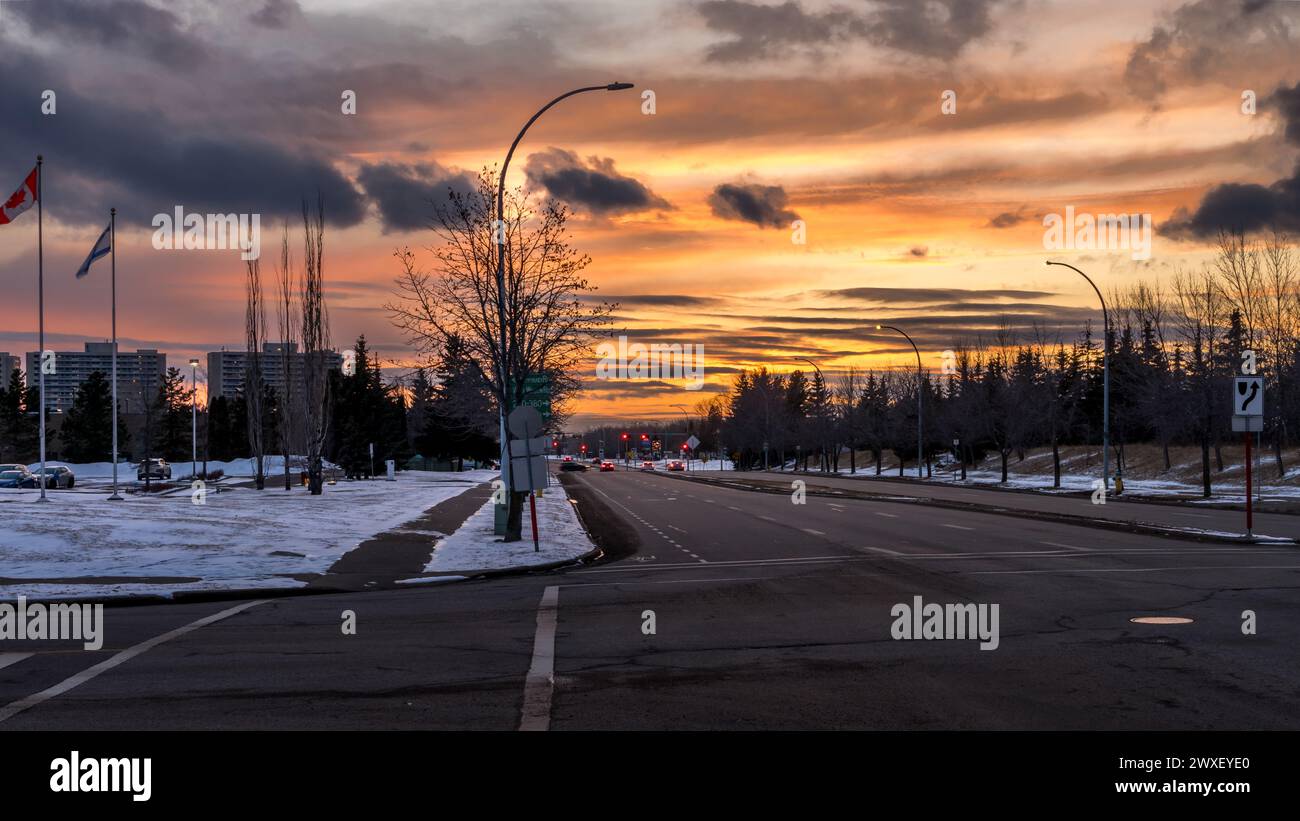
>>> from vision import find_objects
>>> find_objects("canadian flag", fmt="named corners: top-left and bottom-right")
top-left (0, 167), bottom-right (38, 225)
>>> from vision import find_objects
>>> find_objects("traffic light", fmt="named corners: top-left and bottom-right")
top-left (580, 443), bottom-right (587, 452)
top-left (681, 443), bottom-right (688, 451)
top-left (620, 432), bottom-right (628, 441)
top-left (552, 440), bottom-right (558, 448)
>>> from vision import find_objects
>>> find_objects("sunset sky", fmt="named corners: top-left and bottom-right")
top-left (1, 0), bottom-right (1298, 428)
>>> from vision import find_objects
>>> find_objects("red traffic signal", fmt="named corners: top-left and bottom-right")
top-left (641, 433), bottom-right (649, 440)
top-left (681, 443), bottom-right (688, 450)
top-left (552, 440), bottom-right (558, 447)
top-left (580, 443), bottom-right (587, 451)
top-left (620, 432), bottom-right (628, 440)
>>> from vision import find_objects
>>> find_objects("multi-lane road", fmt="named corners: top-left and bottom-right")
top-left (2, 467), bottom-right (1299, 730)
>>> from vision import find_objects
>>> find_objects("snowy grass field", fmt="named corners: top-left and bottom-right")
top-left (0, 468), bottom-right (495, 599)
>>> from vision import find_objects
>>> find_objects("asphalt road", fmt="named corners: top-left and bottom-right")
top-left (687, 468), bottom-right (1300, 541)
top-left (3, 467), bottom-right (1300, 730)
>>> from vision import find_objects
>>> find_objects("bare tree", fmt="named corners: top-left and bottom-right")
top-left (1174, 265), bottom-right (1226, 497)
top-left (274, 224), bottom-right (298, 490)
top-left (387, 169), bottom-right (615, 540)
top-left (244, 258), bottom-right (267, 490)
top-left (1260, 229), bottom-right (1299, 475)
top-left (300, 196), bottom-right (331, 495)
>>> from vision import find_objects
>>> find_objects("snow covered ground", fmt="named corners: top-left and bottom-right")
top-left (0, 469), bottom-right (494, 600)
top-left (421, 480), bottom-right (597, 574)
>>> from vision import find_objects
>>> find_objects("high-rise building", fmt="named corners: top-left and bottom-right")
top-left (0, 352), bottom-right (19, 389)
top-left (24, 343), bottom-right (166, 413)
top-left (207, 343), bottom-right (344, 403)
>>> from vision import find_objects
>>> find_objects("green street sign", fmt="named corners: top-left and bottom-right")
top-left (518, 374), bottom-right (552, 420)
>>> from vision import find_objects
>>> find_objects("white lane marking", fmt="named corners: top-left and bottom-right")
top-left (861, 546), bottom-right (903, 556)
top-left (970, 564), bottom-right (1300, 576)
top-left (1041, 540), bottom-right (1093, 552)
top-left (802, 528), bottom-right (826, 536)
top-left (941, 524), bottom-right (974, 531)
top-left (759, 515), bottom-right (778, 523)
top-left (520, 585), bottom-right (560, 732)
top-left (875, 512), bottom-right (898, 518)
top-left (0, 599), bottom-right (267, 725)
top-left (667, 524), bottom-right (688, 534)
top-left (0, 653), bottom-right (34, 672)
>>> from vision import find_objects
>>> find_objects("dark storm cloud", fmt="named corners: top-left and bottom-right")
top-left (9, 0), bottom-right (210, 69)
top-left (585, 294), bottom-right (723, 308)
top-left (0, 43), bottom-right (366, 228)
top-left (986, 210), bottom-right (1028, 228)
top-left (696, 0), bottom-right (867, 62)
top-left (249, 0), bottom-right (302, 28)
top-left (1124, 0), bottom-right (1298, 105)
top-left (812, 287), bottom-right (1056, 305)
top-left (1162, 83), bottom-right (1300, 238)
top-left (355, 162), bottom-right (477, 233)
top-left (523, 148), bottom-right (670, 215)
top-left (696, 0), bottom-right (1002, 63)
top-left (708, 183), bottom-right (799, 228)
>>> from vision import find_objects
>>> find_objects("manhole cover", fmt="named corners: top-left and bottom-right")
top-left (1130, 616), bottom-right (1194, 625)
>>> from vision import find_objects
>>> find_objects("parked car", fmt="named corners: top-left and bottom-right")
top-left (0, 469), bottom-right (37, 489)
top-left (667, 460), bottom-right (685, 471)
top-left (590, 457), bottom-right (602, 465)
top-left (0, 463), bottom-right (27, 473)
top-left (137, 458), bottom-right (173, 481)
top-left (36, 465), bottom-right (76, 488)
top-left (600, 461), bottom-right (615, 472)
top-left (640, 460), bottom-right (656, 471)
top-left (560, 460), bottom-right (587, 472)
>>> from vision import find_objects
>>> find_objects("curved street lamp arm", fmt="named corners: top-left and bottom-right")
top-left (1046, 260), bottom-right (1109, 334)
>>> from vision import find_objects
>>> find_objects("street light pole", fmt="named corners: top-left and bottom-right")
top-left (876, 325), bottom-right (923, 478)
top-left (189, 359), bottom-right (199, 480)
top-left (795, 357), bottom-right (824, 472)
top-left (493, 82), bottom-right (634, 537)
top-left (1047, 261), bottom-right (1111, 490)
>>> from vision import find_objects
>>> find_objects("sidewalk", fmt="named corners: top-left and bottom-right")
top-left (680, 470), bottom-right (1299, 544)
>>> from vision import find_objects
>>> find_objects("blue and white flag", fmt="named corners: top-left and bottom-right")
top-left (75, 221), bottom-right (111, 279)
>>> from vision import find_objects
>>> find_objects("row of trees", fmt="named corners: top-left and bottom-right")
top-left (697, 230), bottom-right (1299, 497)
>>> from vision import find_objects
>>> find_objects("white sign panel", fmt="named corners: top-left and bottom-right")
top-left (1234, 377), bottom-right (1264, 417)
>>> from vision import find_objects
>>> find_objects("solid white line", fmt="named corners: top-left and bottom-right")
top-left (519, 585), bottom-right (560, 732)
top-left (875, 512), bottom-right (898, 518)
top-left (941, 524), bottom-right (974, 531)
top-left (970, 564), bottom-right (1300, 576)
top-left (1041, 540), bottom-right (1093, 552)
top-left (0, 599), bottom-right (267, 725)
top-left (802, 528), bottom-right (826, 536)
top-left (0, 653), bottom-right (34, 672)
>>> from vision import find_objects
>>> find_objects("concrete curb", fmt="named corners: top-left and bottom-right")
top-left (657, 472), bottom-right (1297, 547)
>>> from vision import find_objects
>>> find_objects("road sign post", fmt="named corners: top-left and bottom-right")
top-left (508, 405), bottom-right (547, 552)
top-left (1233, 375), bottom-right (1264, 538)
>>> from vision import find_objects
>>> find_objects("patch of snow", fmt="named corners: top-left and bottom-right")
top-left (0, 469), bottom-right (495, 600)
top-left (424, 481), bottom-right (597, 573)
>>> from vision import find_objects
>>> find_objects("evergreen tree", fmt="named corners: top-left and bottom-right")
top-left (0, 369), bottom-right (39, 462)
top-left (59, 371), bottom-right (129, 462)
top-left (155, 367), bottom-right (193, 461)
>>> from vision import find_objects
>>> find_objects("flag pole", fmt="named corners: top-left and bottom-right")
top-left (108, 207), bottom-right (122, 500)
top-left (36, 155), bottom-right (46, 502)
